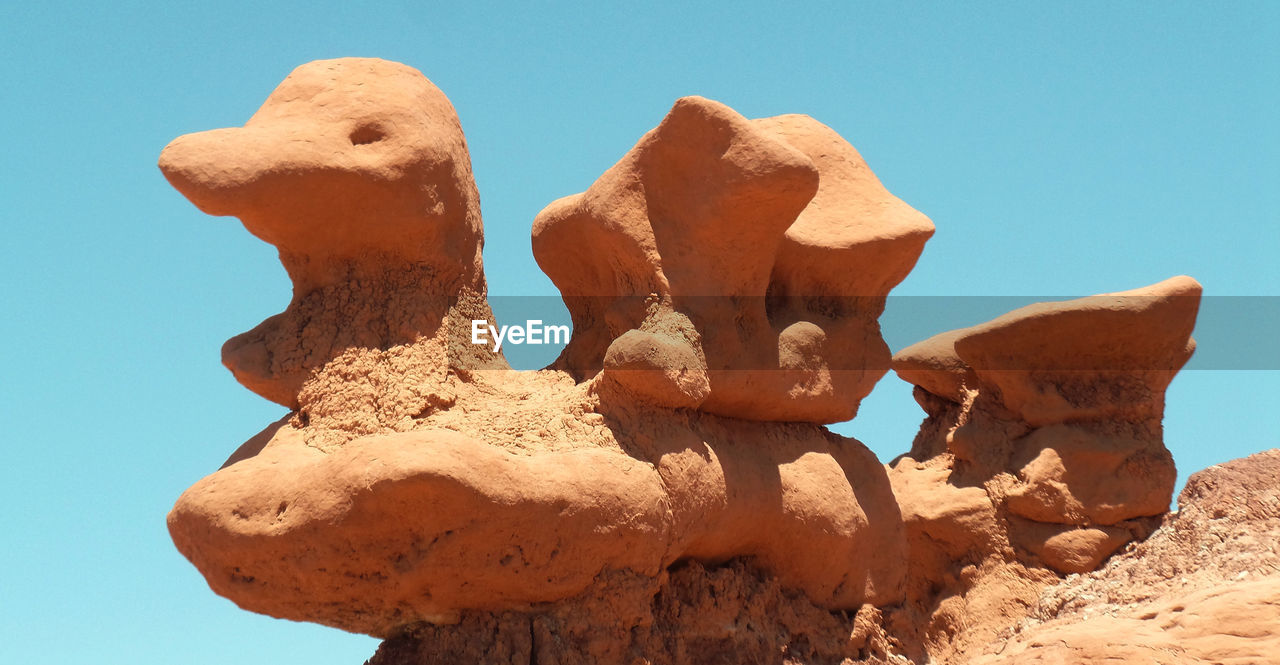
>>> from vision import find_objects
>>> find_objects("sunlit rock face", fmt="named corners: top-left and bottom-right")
top-left (161, 58), bottom-right (1233, 665)
top-left (161, 58), bottom-right (915, 638)
top-left (533, 96), bottom-right (934, 423)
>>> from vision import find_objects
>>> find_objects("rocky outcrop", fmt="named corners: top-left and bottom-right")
top-left (159, 57), bottom-right (1262, 665)
top-left (161, 58), bottom-right (910, 639)
top-left (365, 450), bottom-right (1280, 665)
top-left (891, 276), bottom-right (1200, 561)
top-left (159, 57), bottom-right (501, 445)
top-left (532, 97), bottom-right (933, 423)
top-left (885, 276), bottom-right (1201, 662)
top-left (972, 449), bottom-right (1280, 664)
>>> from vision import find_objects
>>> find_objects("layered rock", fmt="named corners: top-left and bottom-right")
top-left (161, 58), bottom-right (911, 639)
top-left (886, 276), bottom-right (1201, 661)
top-left (973, 449), bottom-right (1280, 664)
top-left (158, 57), bottom-right (1251, 665)
top-left (365, 450), bottom-right (1280, 665)
top-left (532, 97), bottom-right (933, 423)
top-left (158, 57), bottom-right (501, 446)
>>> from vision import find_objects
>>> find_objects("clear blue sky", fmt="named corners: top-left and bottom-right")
top-left (1, 2), bottom-right (1276, 663)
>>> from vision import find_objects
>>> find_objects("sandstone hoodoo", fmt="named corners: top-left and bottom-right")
top-left (891, 275), bottom-right (1202, 562)
top-left (532, 97), bottom-right (934, 422)
top-left (884, 276), bottom-right (1202, 662)
top-left (158, 57), bottom-right (501, 436)
top-left (161, 58), bottom-right (1267, 665)
top-left (162, 58), bottom-right (908, 640)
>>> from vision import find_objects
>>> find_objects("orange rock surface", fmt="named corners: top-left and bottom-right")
top-left (162, 59), bottom-right (908, 639)
top-left (973, 450), bottom-right (1280, 664)
top-left (533, 97), bottom-right (933, 423)
top-left (159, 57), bottom-right (500, 425)
top-left (884, 276), bottom-right (1203, 662)
top-left (160, 57), bottom-right (1268, 665)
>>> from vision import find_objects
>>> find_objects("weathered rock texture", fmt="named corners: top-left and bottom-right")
top-left (159, 57), bottom-right (501, 447)
top-left (366, 561), bottom-right (902, 665)
top-left (159, 57), bottom-right (1262, 665)
top-left (365, 450), bottom-right (1280, 665)
top-left (162, 59), bottom-right (909, 640)
top-left (884, 276), bottom-right (1202, 662)
top-left (532, 97), bottom-right (933, 423)
top-left (972, 449), bottom-right (1280, 664)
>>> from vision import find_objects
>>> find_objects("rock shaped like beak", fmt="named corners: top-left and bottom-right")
top-left (158, 127), bottom-right (258, 218)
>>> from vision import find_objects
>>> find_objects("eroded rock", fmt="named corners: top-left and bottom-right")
top-left (159, 57), bottom-right (501, 438)
top-left (883, 276), bottom-right (1201, 662)
top-left (162, 58), bottom-right (908, 640)
top-left (974, 450), bottom-right (1280, 664)
top-left (532, 97), bottom-right (932, 422)
top-left (158, 57), bottom-right (1257, 665)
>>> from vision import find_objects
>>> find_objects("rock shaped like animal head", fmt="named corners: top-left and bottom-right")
top-left (158, 58), bottom-right (484, 291)
top-left (159, 58), bottom-right (496, 411)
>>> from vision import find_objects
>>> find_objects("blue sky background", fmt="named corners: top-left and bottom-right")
top-left (1, 2), bottom-right (1276, 663)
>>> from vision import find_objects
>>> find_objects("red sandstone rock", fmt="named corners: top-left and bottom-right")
top-left (159, 57), bottom-right (500, 419)
top-left (882, 277), bottom-right (1200, 662)
top-left (159, 57), bottom-right (1268, 665)
top-left (891, 276), bottom-right (1199, 551)
top-left (161, 58), bottom-right (907, 639)
top-left (362, 450), bottom-right (1280, 664)
top-left (532, 97), bottom-right (932, 423)
top-left (974, 450), bottom-right (1280, 664)
top-left (365, 562), bottom-right (899, 665)
top-left (1007, 519), bottom-right (1131, 575)
top-left (952, 276), bottom-right (1201, 426)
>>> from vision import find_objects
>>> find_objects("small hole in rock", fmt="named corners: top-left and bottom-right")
top-left (350, 124), bottom-right (386, 145)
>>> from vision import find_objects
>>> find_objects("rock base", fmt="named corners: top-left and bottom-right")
top-left (366, 561), bottom-right (900, 665)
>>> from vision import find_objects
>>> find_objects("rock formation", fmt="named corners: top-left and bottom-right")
top-left (161, 58), bottom-right (909, 640)
top-left (884, 276), bottom-right (1202, 661)
top-left (532, 97), bottom-right (933, 422)
top-left (158, 57), bottom-right (501, 445)
top-left (160, 58), bottom-right (1266, 665)
top-left (891, 276), bottom-right (1201, 567)
top-left (972, 449), bottom-right (1280, 664)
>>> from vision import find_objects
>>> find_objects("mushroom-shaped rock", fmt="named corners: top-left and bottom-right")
top-left (953, 275), bottom-right (1201, 426)
top-left (889, 276), bottom-right (1200, 588)
top-left (533, 96), bottom-right (933, 423)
